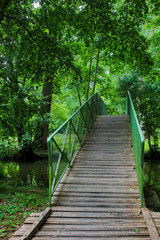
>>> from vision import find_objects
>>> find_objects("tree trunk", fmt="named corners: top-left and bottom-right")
top-left (78, 91), bottom-right (82, 106)
top-left (147, 135), bottom-right (152, 185)
top-left (150, 27), bottom-right (155, 37)
top-left (93, 48), bottom-right (100, 94)
top-left (41, 78), bottom-right (53, 150)
top-left (150, 16), bottom-right (155, 38)
top-left (148, 160), bottom-right (152, 185)
top-left (18, 147), bottom-right (35, 162)
top-left (86, 42), bottom-right (94, 100)
top-left (148, 135), bottom-right (152, 152)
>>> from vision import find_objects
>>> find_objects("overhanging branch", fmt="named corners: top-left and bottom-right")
top-left (3, 14), bottom-right (46, 57)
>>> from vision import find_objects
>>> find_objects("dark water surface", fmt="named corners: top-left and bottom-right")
top-left (1, 159), bottom-right (49, 187)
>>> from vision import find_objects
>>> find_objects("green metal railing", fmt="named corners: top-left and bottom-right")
top-left (47, 93), bottom-right (107, 206)
top-left (126, 91), bottom-right (144, 208)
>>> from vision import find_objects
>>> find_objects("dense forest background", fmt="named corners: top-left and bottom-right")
top-left (0, 0), bottom-right (159, 162)
top-left (0, 0), bottom-right (160, 238)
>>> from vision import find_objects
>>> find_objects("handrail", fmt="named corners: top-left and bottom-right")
top-left (126, 91), bottom-right (144, 207)
top-left (47, 93), bottom-right (107, 206)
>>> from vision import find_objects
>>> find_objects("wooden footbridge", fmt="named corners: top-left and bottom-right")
top-left (11, 93), bottom-right (160, 240)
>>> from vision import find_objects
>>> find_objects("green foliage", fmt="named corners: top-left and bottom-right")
top-left (0, 2), bottom-right (159, 237)
top-left (0, 0), bottom-right (159, 158)
top-left (118, 72), bottom-right (160, 152)
top-left (118, 72), bottom-right (141, 99)
top-left (0, 185), bottom-right (48, 239)
top-left (0, 139), bottom-right (17, 159)
top-left (96, 76), bottom-right (120, 115)
top-left (144, 160), bottom-right (160, 194)
top-left (49, 84), bottom-right (86, 132)
top-left (0, 0), bottom-right (76, 155)
top-left (140, 82), bottom-right (160, 151)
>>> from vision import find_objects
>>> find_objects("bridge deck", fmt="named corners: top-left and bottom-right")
top-left (11, 115), bottom-right (156, 239)
top-left (33, 115), bottom-right (151, 239)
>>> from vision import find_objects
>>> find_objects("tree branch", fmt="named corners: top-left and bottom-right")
top-left (3, 14), bottom-right (47, 57)
top-left (0, 73), bottom-right (11, 85)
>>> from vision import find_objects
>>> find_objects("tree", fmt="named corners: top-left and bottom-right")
top-left (0, 0), bottom-right (75, 157)
top-left (0, 0), bottom-right (156, 160)
top-left (118, 72), bottom-right (160, 153)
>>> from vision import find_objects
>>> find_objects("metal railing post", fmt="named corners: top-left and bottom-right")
top-left (126, 93), bottom-right (129, 115)
top-left (126, 91), bottom-right (144, 208)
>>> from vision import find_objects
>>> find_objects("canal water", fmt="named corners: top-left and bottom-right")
top-left (0, 159), bottom-right (49, 188)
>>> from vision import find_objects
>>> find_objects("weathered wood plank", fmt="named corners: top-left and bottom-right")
top-left (47, 211), bottom-right (142, 218)
top-left (18, 207), bottom-right (51, 240)
top-left (53, 191), bottom-right (141, 198)
top-left (142, 208), bottom-right (160, 240)
top-left (74, 160), bottom-right (135, 165)
top-left (72, 165), bottom-right (136, 170)
top-left (40, 224), bottom-right (149, 230)
top-left (66, 174), bottom-right (137, 178)
top-left (52, 196), bottom-right (141, 204)
top-left (56, 185), bottom-right (139, 193)
top-left (34, 230), bottom-right (150, 237)
top-left (25, 217), bottom-right (148, 225)
top-left (60, 177), bottom-right (138, 185)
top-left (51, 202), bottom-right (141, 208)
top-left (77, 153), bottom-right (135, 159)
top-left (68, 168), bottom-right (136, 172)
top-left (32, 237), bottom-right (151, 240)
top-left (44, 218), bottom-right (148, 224)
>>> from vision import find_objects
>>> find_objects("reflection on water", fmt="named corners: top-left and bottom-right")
top-left (144, 160), bottom-right (160, 211)
top-left (1, 160), bottom-right (49, 188)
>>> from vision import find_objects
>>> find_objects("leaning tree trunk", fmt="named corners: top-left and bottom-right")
top-left (77, 90), bottom-right (82, 106)
top-left (86, 42), bottom-right (94, 100)
top-left (93, 48), bottom-right (100, 94)
top-left (41, 78), bottom-right (52, 150)
top-left (76, 80), bottom-right (82, 106)
top-left (148, 135), bottom-right (152, 153)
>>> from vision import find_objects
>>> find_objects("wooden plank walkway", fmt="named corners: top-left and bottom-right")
top-left (11, 115), bottom-right (160, 239)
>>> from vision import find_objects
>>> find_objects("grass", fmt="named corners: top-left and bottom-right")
top-left (0, 183), bottom-right (48, 239)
